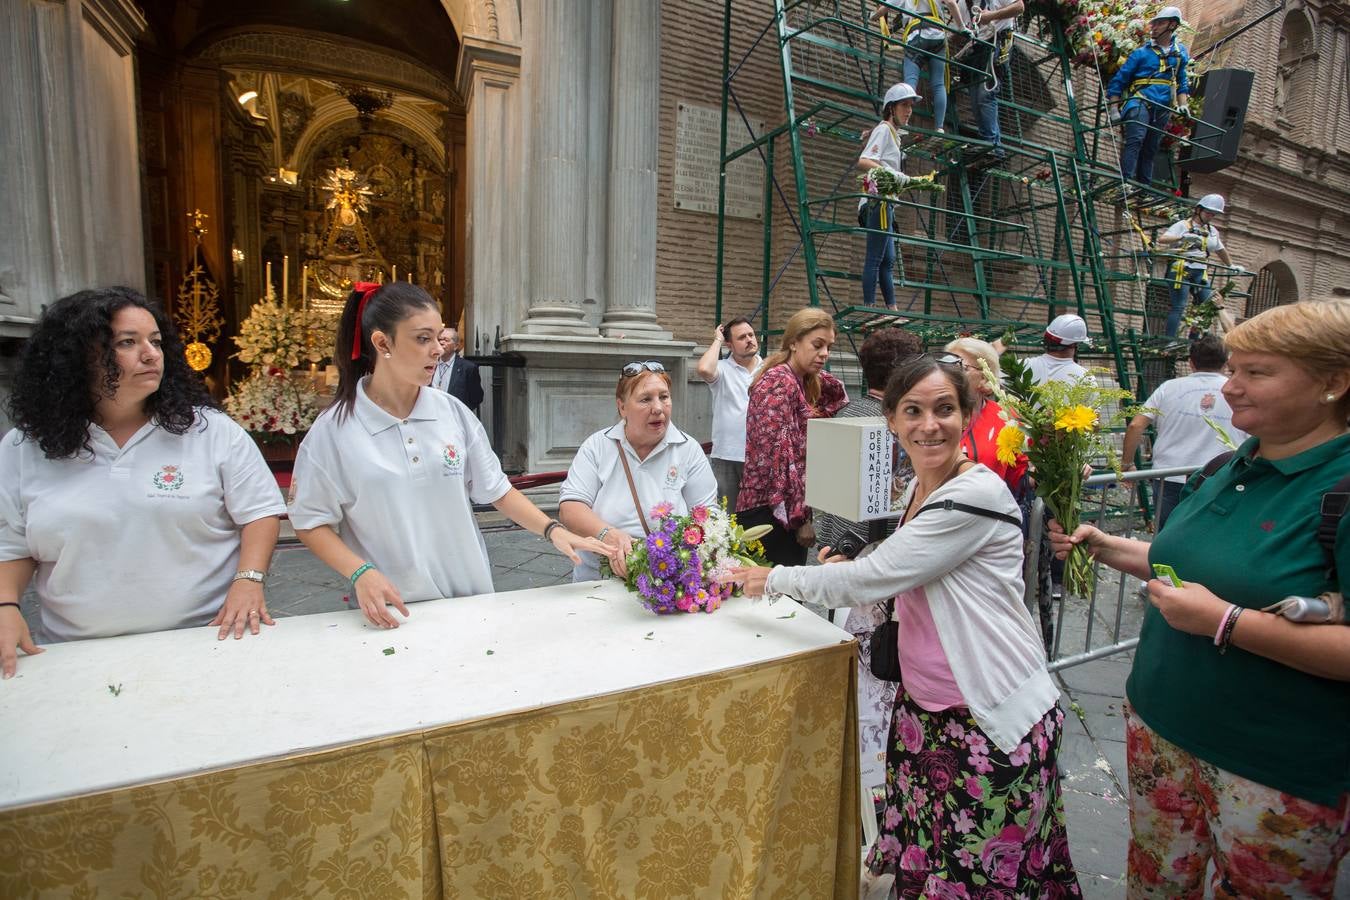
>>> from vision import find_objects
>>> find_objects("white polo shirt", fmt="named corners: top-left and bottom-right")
top-left (708, 355), bottom-right (760, 462)
top-left (1142, 372), bottom-right (1246, 482)
top-left (859, 122), bottom-right (907, 210)
top-left (1026, 354), bottom-right (1089, 385)
top-left (559, 422), bottom-right (718, 582)
top-left (0, 409), bottom-right (286, 643)
top-left (289, 379), bottom-right (511, 603)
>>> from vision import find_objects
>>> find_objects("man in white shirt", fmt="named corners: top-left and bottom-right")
top-left (696, 316), bottom-right (762, 508)
top-left (431, 327), bottom-right (484, 412)
top-left (1121, 334), bottom-right (1245, 529)
top-left (1025, 314), bottom-right (1091, 385)
top-left (1153, 194), bottom-right (1239, 339)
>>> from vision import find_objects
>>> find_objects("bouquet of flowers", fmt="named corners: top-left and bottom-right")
top-left (613, 501), bottom-right (771, 614)
top-left (982, 360), bottom-right (1137, 596)
top-left (1182, 280), bottom-right (1236, 334)
top-left (224, 367), bottom-right (325, 442)
top-left (859, 167), bottom-right (945, 200)
top-left (1028, 0), bottom-right (1162, 78)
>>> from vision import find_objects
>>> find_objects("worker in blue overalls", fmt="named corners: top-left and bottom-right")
top-left (1106, 6), bottom-right (1190, 189)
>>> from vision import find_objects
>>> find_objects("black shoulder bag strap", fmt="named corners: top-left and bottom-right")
top-left (913, 498), bottom-right (1022, 528)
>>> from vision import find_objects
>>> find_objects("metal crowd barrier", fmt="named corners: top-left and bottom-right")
top-left (1026, 465), bottom-right (1201, 673)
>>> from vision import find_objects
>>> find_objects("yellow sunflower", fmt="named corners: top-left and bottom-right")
top-left (1054, 405), bottom-right (1098, 434)
top-left (995, 425), bottom-right (1026, 466)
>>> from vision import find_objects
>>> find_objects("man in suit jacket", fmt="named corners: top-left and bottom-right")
top-left (432, 327), bottom-right (484, 412)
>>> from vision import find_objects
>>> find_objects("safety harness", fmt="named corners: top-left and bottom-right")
top-left (1124, 40), bottom-right (1183, 110)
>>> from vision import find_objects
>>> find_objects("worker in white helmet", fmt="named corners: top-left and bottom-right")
top-left (1155, 193), bottom-right (1240, 338)
top-left (1106, 6), bottom-right (1191, 189)
top-left (857, 82), bottom-right (918, 309)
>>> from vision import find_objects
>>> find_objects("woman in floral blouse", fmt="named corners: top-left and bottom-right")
top-left (735, 308), bottom-right (848, 565)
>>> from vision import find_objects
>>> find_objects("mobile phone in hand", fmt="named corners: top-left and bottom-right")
top-left (1151, 563), bottom-right (1183, 587)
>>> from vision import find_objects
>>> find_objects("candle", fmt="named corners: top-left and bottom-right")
top-left (302, 264), bottom-right (309, 310)
top-left (392, 264), bottom-right (398, 282)
top-left (406, 271), bottom-right (412, 283)
top-left (283, 255), bottom-right (289, 302)
top-left (265, 261), bottom-right (273, 300)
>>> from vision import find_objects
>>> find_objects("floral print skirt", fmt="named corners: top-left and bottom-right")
top-left (865, 686), bottom-right (1081, 899)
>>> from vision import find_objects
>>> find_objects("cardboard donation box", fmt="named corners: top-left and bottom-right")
top-left (805, 417), bottom-right (895, 521)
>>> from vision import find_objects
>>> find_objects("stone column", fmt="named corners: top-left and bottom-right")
top-left (516, 0), bottom-right (598, 335)
top-left (457, 35), bottom-right (525, 351)
top-left (0, 0), bottom-right (145, 330)
top-left (600, 0), bottom-right (670, 339)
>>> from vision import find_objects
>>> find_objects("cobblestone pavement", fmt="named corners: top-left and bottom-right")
top-left (17, 518), bottom-right (1347, 898)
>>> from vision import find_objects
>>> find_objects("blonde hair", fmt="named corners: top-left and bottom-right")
top-left (752, 307), bottom-right (835, 405)
top-left (945, 337), bottom-right (1002, 387)
top-left (1226, 300), bottom-right (1350, 416)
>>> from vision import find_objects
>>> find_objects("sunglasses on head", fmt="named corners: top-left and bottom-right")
top-left (925, 352), bottom-right (966, 369)
top-left (621, 361), bottom-right (666, 376)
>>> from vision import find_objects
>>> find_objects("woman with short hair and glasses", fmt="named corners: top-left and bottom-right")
top-left (290, 282), bottom-right (615, 628)
top-left (559, 361), bottom-right (718, 582)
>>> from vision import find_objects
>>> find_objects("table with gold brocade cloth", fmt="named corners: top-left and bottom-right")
top-left (0, 579), bottom-right (859, 898)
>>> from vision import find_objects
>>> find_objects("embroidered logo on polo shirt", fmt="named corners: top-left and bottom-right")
top-left (152, 465), bottom-right (183, 491)
top-left (665, 464), bottom-right (679, 488)
top-left (442, 443), bottom-right (464, 475)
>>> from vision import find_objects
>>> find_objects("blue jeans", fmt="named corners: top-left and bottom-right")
top-left (1119, 100), bottom-right (1172, 186)
top-left (904, 42), bottom-right (948, 130)
top-left (1166, 266), bottom-right (1209, 337)
top-left (861, 201), bottom-right (897, 308)
top-left (971, 60), bottom-right (1010, 150)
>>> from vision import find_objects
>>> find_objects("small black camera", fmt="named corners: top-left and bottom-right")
top-left (834, 533), bottom-right (865, 560)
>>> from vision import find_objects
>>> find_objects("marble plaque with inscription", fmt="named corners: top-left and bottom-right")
top-left (673, 101), bottom-right (765, 220)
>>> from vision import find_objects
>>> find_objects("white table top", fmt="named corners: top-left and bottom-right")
top-left (0, 580), bottom-right (852, 811)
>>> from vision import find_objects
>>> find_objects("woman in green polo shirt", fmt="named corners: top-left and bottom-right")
top-left (1052, 300), bottom-right (1350, 898)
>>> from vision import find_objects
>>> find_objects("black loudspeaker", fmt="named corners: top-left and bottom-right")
top-left (1180, 68), bottom-right (1254, 173)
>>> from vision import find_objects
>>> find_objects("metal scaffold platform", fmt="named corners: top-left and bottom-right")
top-left (714, 0), bottom-right (1255, 399)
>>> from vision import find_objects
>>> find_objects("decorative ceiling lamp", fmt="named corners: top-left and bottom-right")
top-left (335, 83), bottom-right (394, 129)
top-left (175, 210), bottom-right (224, 372)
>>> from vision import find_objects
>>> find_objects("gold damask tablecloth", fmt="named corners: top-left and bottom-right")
top-left (1, 647), bottom-right (859, 898)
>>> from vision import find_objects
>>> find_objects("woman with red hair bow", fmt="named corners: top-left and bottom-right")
top-left (290, 282), bottom-right (617, 628)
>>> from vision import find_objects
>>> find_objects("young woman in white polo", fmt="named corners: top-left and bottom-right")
top-left (290, 282), bottom-right (615, 628)
top-left (0, 288), bottom-right (286, 678)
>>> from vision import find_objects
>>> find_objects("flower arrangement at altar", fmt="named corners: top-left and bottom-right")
top-left (613, 501), bottom-right (771, 614)
top-left (233, 299), bottom-right (339, 369)
top-left (982, 359), bottom-right (1137, 596)
top-left (224, 367), bottom-right (325, 443)
top-left (227, 298), bottom-right (339, 443)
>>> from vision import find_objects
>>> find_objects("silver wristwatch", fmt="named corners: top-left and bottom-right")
top-left (232, 569), bottom-right (267, 584)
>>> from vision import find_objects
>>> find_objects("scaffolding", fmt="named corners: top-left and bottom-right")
top-left (714, 0), bottom-right (1255, 399)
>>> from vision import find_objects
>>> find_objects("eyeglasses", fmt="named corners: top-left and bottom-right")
top-left (621, 361), bottom-right (666, 376)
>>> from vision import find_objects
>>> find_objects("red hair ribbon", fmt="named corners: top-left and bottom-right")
top-left (349, 282), bottom-right (381, 361)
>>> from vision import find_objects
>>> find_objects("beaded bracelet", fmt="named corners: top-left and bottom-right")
top-left (1218, 607), bottom-right (1244, 654)
top-left (1213, 604), bottom-right (1237, 647)
top-left (349, 562), bottom-right (377, 587)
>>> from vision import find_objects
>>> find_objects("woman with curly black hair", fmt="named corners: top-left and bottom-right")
top-left (0, 287), bottom-right (286, 677)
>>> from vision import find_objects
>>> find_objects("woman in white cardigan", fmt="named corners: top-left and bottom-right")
top-left (727, 353), bottom-right (1080, 898)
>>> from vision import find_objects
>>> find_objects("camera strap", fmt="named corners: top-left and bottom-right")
top-left (913, 498), bottom-right (1022, 529)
